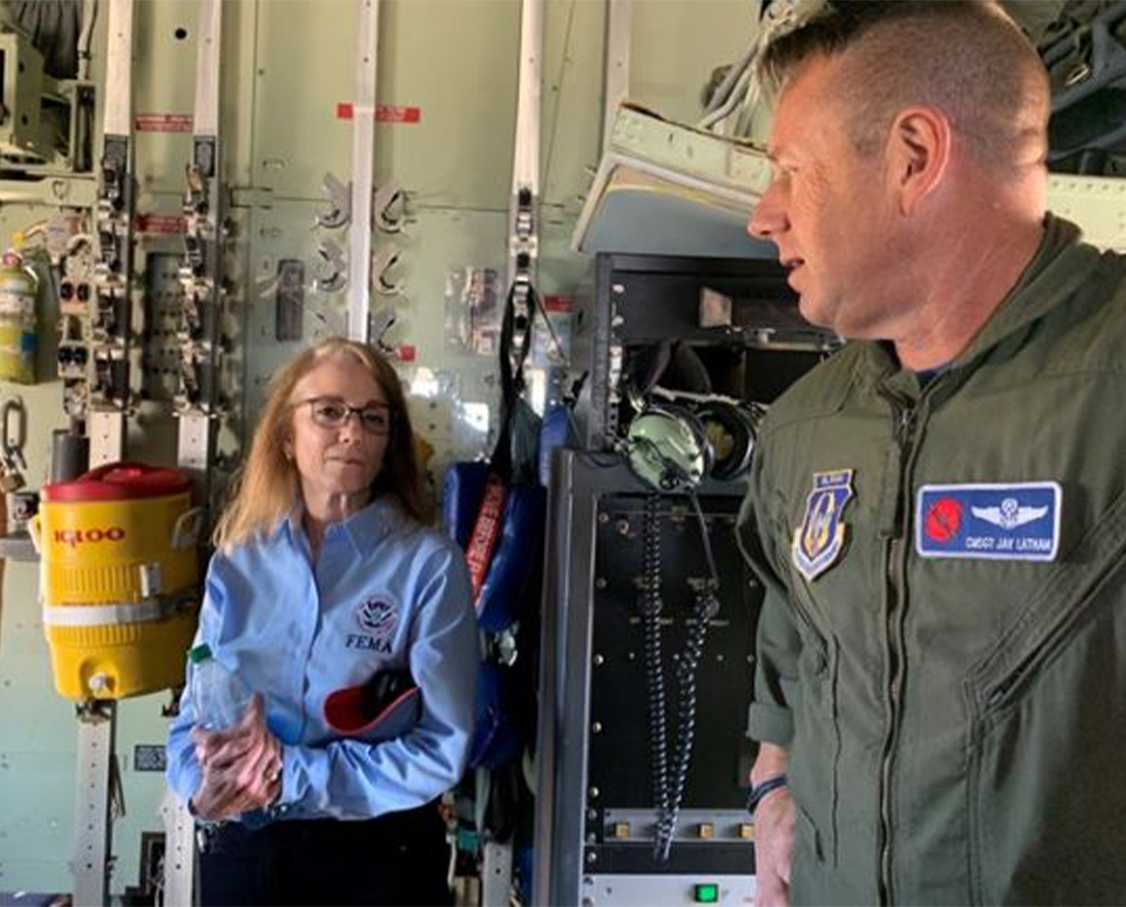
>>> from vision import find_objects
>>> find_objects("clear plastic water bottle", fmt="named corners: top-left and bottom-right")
top-left (189, 643), bottom-right (254, 730)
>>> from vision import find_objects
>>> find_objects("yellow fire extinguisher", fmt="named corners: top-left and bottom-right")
top-left (0, 249), bottom-right (38, 384)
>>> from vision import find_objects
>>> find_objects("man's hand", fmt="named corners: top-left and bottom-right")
top-left (752, 742), bottom-right (794, 907)
top-left (754, 784), bottom-right (795, 907)
top-left (190, 694), bottom-right (283, 821)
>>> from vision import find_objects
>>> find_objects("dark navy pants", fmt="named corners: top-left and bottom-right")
top-left (197, 802), bottom-right (453, 906)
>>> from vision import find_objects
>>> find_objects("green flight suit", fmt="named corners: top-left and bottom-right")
top-left (738, 215), bottom-right (1126, 905)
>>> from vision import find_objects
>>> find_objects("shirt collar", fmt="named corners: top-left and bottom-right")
top-left (856, 213), bottom-right (1097, 390)
top-left (282, 495), bottom-right (401, 556)
top-left (952, 212), bottom-right (1096, 365)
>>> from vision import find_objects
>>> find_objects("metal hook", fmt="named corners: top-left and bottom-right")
top-left (315, 173), bottom-right (352, 230)
top-left (372, 246), bottom-right (404, 296)
top-left (374, 186), bottom-right (407, 234)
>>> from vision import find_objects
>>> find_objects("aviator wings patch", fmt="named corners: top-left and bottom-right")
top-left (970, 500), bottom-right (1049, 530)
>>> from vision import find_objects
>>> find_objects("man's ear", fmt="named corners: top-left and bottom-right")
top-left (886, 106), bottom-right (951, 215)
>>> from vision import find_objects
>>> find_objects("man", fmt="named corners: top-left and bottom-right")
top-left (738, 2), bottom-right (1126, 904)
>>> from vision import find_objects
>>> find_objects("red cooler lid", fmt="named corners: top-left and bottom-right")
top-left (42, 461), bottom-right (191, 503)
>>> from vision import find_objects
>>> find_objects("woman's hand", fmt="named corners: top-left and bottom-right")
top-left (190, 694), bottom-right (283, 822)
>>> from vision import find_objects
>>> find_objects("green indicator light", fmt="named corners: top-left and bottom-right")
top-left (695, 883), bottom-right (720, 903)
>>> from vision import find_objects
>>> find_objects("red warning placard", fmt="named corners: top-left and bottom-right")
top-left (135, 214), bottom-right (187, 235)
top-left (336, 103), bottom-right (421, 123)
top-left (135, 113), bottom-right (194, 133)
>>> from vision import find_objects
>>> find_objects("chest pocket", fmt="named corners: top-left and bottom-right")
top-left (963, 496), bottom-right (1126, 904)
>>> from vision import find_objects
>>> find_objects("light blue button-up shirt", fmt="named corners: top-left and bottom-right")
top-left (166, 497), bottom-right (477, 822)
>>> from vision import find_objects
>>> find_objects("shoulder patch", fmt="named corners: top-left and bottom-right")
top-left (792, 469), bottom-right (855, 581)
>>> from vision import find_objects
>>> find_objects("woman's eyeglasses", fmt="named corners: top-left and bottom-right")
top-left (302, 397), bottom-right (392, 435)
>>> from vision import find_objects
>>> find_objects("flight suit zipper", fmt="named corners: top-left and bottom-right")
top-left (876, 396), bottom-right (919, 906)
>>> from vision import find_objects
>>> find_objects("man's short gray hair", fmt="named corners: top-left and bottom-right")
top-left (761, 1), bottom-right (1050, 171)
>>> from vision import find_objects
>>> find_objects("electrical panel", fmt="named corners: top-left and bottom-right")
top-left (536, 456), bottom-right (760, 906)
top-left (536, 254), bottom-right (835, 906)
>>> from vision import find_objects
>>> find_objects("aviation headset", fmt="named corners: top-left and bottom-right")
top-left (623, 341), bottom-right (761, 492)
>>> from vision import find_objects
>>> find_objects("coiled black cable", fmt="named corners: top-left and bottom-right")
top-left (654, 490), bottom-right (723, 862)
top-left (658, 586), bottom-right (719, 860)
top-left (641, 493), bottom-right (671, 861)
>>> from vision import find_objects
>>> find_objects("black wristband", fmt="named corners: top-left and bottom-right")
top-left (746, 773), bottom-right (788, 815)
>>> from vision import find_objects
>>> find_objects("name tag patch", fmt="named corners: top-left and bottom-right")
top-left (916, 482), bottom-right (1061, 561)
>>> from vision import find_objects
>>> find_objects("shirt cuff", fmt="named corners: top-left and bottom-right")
top-left (748, 701), bottom-right (794, 746)
top-left (271, 743), bottom-right (301, 815)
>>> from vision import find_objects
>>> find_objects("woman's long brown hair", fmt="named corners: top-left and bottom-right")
top-left (213, 338), bottom-right (430, 552)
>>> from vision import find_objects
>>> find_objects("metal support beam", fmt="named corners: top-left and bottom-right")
top-left (346, 0), bottom-right (381, 341)
top-left (505, 0), bottom-right (543, 300)
top-left (482, 841), bottom-right (515, 907)
top-left (500, 0), bottom-right (544, 409)
top-left (102, 0), bottom-right (133, 140)
top-left (89, 0), bottom-right (136, 432)
top-left (88, 410), bottom-right (126, 468)
top-left (71, 703), bottom-right (117, 907)
top-left (160, 787), bottom-right (196, 907)
top-left (602, 0), bottom-right (631, 153)
top-left (532, 448), bottom-right (573, 907)
top-left (176, 0), bottom-right (226, 496)
top-left (72, 3), bottom-right (133, 902)
top-left (166, 3), bottom-right (228, 901)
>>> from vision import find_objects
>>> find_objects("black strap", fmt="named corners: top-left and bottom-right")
top-left (635, 340), bottom-right (673, 398)
top-left (491, 281), bottom-right (537, 481)
top-left (746, 773), bottom-right (788, 815)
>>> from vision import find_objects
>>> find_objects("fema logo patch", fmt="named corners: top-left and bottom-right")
top-left (356, 596), bottom-right (399, 638)
top-left (792, 469), bottom-right (855, 581)
top-left (916, 482), bottom-right (1061, 561)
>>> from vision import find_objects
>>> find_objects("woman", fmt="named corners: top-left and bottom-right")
top-left (166, 338), bottom-right (477, 907)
